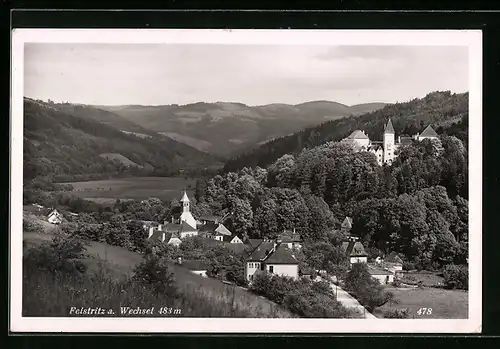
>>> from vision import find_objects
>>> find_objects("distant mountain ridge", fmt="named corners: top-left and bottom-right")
top-left (223, 91), bottom-right (469, 173)
top-left (95, 100), bottom-right (387, 157)
top-left (23, 98), bottom-right (221, 182)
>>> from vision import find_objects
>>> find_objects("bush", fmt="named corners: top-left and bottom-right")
top-left (250, 274), bottom-right (358, 318)
top-left (23, 217), bottom-right (44, 233)
top-left (24, 234), bottom-right (88, 275)
top-left (443, 264), bottom-right (468, 290)
top-left (133, 254), bottom-right (178, 296)
top-left (384, 308), bottom-right (410, 319)
top-left (344, 263), bottom-right (394, 313)
top-left (403, 261), bottom-right (416, 271)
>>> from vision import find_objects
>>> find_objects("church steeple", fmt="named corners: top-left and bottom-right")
top-left (181, 190), bottom-right (190, 213)
top-left (384, 119), bottom-right (395, 134)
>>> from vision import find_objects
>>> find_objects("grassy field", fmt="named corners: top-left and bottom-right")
top-left (400, 271), bottom-right (445, 287)
top-left (22, 214), bottom-right (294, 318)
top-left (374, 287), bottom-right (468, 319)
top-left (62, 177), bottom-right (197, 203)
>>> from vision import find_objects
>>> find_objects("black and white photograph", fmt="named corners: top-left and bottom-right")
top-left (10, 29), bottom-right (482, 333)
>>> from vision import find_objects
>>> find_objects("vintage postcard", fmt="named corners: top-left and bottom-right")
top-left (10, 29), bottom-right (482, 333)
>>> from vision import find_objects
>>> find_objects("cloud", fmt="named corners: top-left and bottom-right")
top-left (23, 44), bottom-right (469, 106)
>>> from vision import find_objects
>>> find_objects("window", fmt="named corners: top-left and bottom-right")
top-left (255, 263), bottom-right (259, 269)
top-left (261, 263), bottom-right (264, 271)
top-left (269, 266), bottom-right (274, 273)
top-left (249, 263), bottom-right (253, 268)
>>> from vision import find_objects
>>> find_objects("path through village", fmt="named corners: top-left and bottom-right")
top-left (327, 280), bottom-right (377, 319)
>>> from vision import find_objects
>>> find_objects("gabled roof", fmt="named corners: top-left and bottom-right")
top-left (264, 245), bottom-right (299, 265)
top-left (346, 130), bottom-right (369, 140)
top-left (342, 241), bottom-right (368, 257)
top-left (419, 125), bottom-right (439, 138)
top-left (215, 223), bottom-right (232, 236)
top-left (148, 229), bottom-right (173, 242)
top-left (180, 221), bottom-right (197, 232)
top-left (384, 119), bottom-right (395, 134)
top-left (368, 144), bottom-right (382, 152)
top-left (247, 241), bottom-right (275, 261)
top-left (223, 234), bottom-right (242, 242)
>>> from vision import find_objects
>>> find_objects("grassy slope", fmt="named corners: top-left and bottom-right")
top-left (374, 287), bottom-right (468, 319)
top-left (23, 214), bottom-right (294, 318)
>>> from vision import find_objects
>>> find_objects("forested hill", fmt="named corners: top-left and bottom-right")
top-left (223, 91), bottom-right (468, 172)
top-left (23, 98), bottom-right (221, 183)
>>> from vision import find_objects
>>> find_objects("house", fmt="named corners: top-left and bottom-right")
top-left (416, 125), bottom-right (439, 141)
top-left (223, 234), bottom-right (244, 244)
top-left (198, 215), bottom-right (220, 225)
top-left (342, 120), bottom-right (440, 166)
top-left (199, 221), bottom-right (232, 241)
top-left (245, 240), bottom-right (299, 282)
top-left (147, 228), bottom-right (182, 246)
top-left (368, 266), bottom-right (395, 285)
top-left (177, 257), bottom-right (207, 277)
top-left (277, 230), bottom-right (302, 250)
top-left (341, 241), bottom-right (368, 265)
top-left (247, 238), bottom-right (264, 248)
top-left (47, 209), bottom-right (63, 224)
top-left (383, 252), bottom-right (404, 273)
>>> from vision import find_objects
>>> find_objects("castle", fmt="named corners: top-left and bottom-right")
top-left (342, 119), bottom-right (439, 166)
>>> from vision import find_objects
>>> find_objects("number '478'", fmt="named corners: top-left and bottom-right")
top-left (417, 308), bottom-right (432, 315)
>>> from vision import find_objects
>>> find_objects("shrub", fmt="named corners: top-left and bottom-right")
top-left (24, 234), bottom-right (88, 275)
top-left (250, 274), bottom-right (357, 318)
top-left (23, 217), bottom-right (44, 233)
top-left (344, 263), bottom-right (394, 313)
top-left (133, 254), bottom-right (178, 296)
top-left (402, 261), bottom-right (416, 271)
top-left (384, 308), bottom-right (410, 319)
top-left (443, 264), bottom-right (468, 290)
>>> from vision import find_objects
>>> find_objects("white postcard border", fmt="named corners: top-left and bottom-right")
top-left (10, 29), bottom-right (482, 333)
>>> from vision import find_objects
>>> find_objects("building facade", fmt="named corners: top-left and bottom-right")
top-left (342, 120), bottom-right (439, 166)
top-left (245, 240), bottom-right (299, 282)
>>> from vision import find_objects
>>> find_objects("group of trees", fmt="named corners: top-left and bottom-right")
top-left (195, 132), bottom-right (468, 269)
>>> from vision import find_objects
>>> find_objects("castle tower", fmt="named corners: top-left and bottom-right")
top-left (179, 190), bottom-right (197, 229)
top-left (383, 119), bottom-right (395, 164)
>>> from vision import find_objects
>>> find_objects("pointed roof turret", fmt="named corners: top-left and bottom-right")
top-left (180, 190), bottom-right (190, 202)
top-left (384, 119), bottom-right (395, 134)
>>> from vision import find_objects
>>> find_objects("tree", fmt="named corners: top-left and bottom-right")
top-left (133, 254), bottom-right (178, 296)
top-left (344, 263), bottom-right (394, 312)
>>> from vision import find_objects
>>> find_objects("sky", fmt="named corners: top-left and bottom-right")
top-left (24, 44), bottom-right (469, 106)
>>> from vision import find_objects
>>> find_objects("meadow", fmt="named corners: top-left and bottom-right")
top-left (62, 177), bottom-right (197, 204)
top-left (22, 215), bottom-right (294, 318)
top-left (373, 287), bottom-right (469, 319)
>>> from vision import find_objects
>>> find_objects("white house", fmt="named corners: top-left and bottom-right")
top-left (179, 221), bottom-right (198, 239)
top-left (368, 267), bottom-right (395, 285)
top-left (416, 125), bottom-right (439, 141)
top-left (341, 241), bottom-right (369, 265)
top-left (47, 209), bottom-right (63, 224)
top-left (245, 240), bottom-right (299, 282)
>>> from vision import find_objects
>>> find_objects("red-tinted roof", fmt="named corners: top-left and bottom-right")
top-left (419, 125), bottom-right (439, 138)
top-left (247, 241), bottom-right (275, 261)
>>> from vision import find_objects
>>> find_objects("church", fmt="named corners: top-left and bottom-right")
top-left (342, 119), bottom-right (439, 166)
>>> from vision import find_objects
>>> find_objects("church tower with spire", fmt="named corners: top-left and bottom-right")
top-left (179, 190), bottom-right (197, 229)
top-left (383, 119), bottom-right (395, 164)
